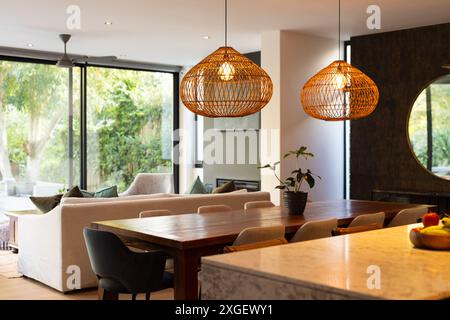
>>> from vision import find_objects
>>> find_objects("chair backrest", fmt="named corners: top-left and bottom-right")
top-left (197, 204), bottom-right (233, 214)
top-left (332, 223), bottom-right (382, 236)
top-left (139, 209), bottom-right (175, 218)
top-left (290, 218), bottom-right (338, 243)
top-left (388, 206), bottom-right (428, 227)
top-left (233, 225), bottom-right (285, 246)
top-left (83, 228), bottom-right (167, 293)
top-left (348, 212), bottom-right (385, 228)
top-left (244, 201), bottom-right (275, 210)
top-left (224, 238), bottom-right (288, 253)
top-left (121, 173), bottom-right (174, 196)
top-left (83, 228), bottom-right (131, 278)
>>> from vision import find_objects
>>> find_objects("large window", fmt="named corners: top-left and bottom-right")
top-left (87, 67), bottom-right (174, 192)
top-left (0, 60), bottom-right (80, 196)
top-left (0, 58), bottom-right (177, 198)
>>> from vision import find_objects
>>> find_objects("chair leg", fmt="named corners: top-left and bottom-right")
top-left (101, 288), bottom-right (119, 300)
top-left (97, 286), bottom-right (104, 300)
top-left (131, 294), bottom-right (137, 301)
top-left (145, 292), bottom-right (151, 300)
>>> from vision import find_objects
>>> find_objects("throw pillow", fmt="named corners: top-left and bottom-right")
top-left (212, 180), bottom-right (236, 194)
top-left (63, 186), bottom-right (84, 198)
top-left (187, 176), bottom-right (207, 194)
top-left (81, 190), bottom-right (95, 198)
top-left (30, 194), bottom-right (63, 213)
top-left (94, 186), bottom-right (119, 198)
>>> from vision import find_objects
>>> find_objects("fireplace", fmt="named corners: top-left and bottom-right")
top-left (216, 178), bottom-right (260, 192)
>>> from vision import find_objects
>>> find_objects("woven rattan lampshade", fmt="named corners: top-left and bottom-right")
top-left (181, 46), bottom-right (273, 117)
top-left (301, 60), bottom-right (379, 121)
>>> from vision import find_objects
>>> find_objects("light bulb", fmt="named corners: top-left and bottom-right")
top-left (218, 61), bottom-right (235, 81)
top-left (334, 72), bottom-right (346, 90)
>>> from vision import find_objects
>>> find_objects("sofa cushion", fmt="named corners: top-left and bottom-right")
top-left (63, 186), bottom-right (84, 198)
top-left (212, 180), bottom-right (236, 194)
top-left (81, 190), bottom-right (95, 198)
top-left (30, 194), bottom-right (63, 213)
top-left (187, 176), bottom-right (207, 194)
top-left (94, 186), bottom-right (118, 198)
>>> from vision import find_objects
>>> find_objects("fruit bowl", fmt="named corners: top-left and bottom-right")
top-left (410, 228), bottom-right (450, 250)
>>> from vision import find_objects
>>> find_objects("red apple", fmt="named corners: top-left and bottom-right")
top-left (422, 213), bottom-right (440, 228)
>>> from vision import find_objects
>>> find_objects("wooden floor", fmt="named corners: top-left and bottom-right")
top-left (0, 275), bottom-right (174, 300)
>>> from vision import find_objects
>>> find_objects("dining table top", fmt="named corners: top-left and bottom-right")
top-left (92, 199), bottom-right (435, 250)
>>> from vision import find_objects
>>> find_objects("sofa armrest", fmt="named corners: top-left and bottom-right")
top-left (17, 207), bottom-right (64, 291)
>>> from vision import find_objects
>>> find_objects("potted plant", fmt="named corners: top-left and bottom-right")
top-left (259, 146), bottom-right (320, 215)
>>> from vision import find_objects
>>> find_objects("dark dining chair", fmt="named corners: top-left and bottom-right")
top-left (83, 228), bottom-right (173, 300)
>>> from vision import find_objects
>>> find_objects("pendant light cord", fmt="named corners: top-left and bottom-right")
top-left (225, 0), bottom-right (228, 47)
top-left (338, 0), bottom-right (341, 60)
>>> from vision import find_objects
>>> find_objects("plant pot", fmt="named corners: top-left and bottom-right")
top-left (283, 191), bottom-right (308, 215)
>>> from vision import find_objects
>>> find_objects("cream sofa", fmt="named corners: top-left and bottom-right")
top-left (17, 191), bottom-right (270, 292)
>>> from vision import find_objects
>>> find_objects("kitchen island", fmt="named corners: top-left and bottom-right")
top-left (200, 224), bottom-right (450, 300)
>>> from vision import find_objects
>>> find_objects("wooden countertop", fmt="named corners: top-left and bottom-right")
top-left (202, 224), bottom-right (450, 300)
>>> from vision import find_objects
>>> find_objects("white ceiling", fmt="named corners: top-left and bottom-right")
top-left (0, 0), bottom-right (449, 66)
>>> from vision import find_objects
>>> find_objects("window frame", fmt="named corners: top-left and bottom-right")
top-left (343, 41), bottom-right (351, 200)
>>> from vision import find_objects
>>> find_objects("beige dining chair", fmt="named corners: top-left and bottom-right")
top-left (232, 225), bottom-right (285, 246)
top-left (387, 206), bottom-right (428, 227)
top-left (224, 238), bottom-right (288, 253)
top-left (197, 205), bottom-right (233, 214)
top-left (290, 218), bottom-right (338, 243)
top-left (348, 212), bottom-right (385, 228)
top-left (332, 223), bottom-right (382, 236)
top-left (137, 209), bottom-right (176, 270)
top-left (139, 209), bottom-right (175, 218)
top-left (244, 201), bottom-right (275, 210)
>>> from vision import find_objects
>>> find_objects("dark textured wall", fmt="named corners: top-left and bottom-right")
top-left (350, 23), bottom-right (450, 199)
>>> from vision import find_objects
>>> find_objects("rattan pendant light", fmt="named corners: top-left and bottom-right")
top-left (301, 0), bottom-right (379, 121)
top-left (181, 0), bottom-right (273, 118)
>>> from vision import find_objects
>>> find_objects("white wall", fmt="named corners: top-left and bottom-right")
top-left (202, 117), bottom-right (261, 188)
top-left (260, 31), bottom-right (282, 204)
top-left (261, 30), bottom-right (344, 203)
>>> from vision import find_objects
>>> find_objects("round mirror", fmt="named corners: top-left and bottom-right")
top-left (408, 74), bottom-right (450, 180)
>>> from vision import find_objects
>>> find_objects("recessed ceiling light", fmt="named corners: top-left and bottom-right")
top-left (27, 43), bottom-right (34, 47)
top-left (202, 36), bottom-right (211, 40)
top-left (104, 21), bottom-right (113, 25)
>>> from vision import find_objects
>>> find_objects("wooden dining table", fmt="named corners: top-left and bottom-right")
top-left (91, 199), bottom-right (435, 300)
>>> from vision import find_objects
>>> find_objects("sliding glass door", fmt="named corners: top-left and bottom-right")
top-left (86, 67), bottom-right (174, 192)
top-left (0, 60), bottom-right (80, 196)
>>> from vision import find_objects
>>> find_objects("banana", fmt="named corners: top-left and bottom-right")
top-left (421, 226), bottom-right (450, 236)
top-left (442, 217), bottom-right (450, 229)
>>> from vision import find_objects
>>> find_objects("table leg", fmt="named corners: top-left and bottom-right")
top-left (173, 250), bottom-right (200, 300)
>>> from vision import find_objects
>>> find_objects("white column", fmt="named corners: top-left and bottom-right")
top-left (260, 31), bottom-right (344, 204)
